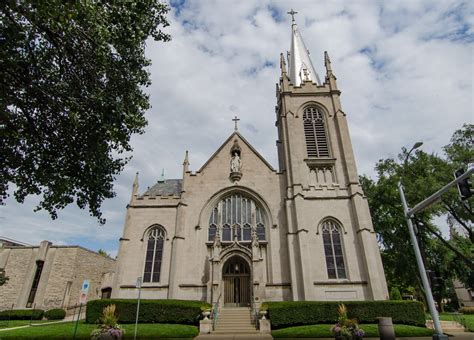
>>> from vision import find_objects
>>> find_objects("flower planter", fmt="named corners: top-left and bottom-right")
top-left (96, 333), bottom-right (122, 340)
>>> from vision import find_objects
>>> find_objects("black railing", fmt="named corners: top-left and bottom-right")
top-left (211, 293), bottom-right (221, 331)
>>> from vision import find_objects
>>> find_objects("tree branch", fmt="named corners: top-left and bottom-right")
top-left (443, 200), bottom-right (473, 241)
top-left (414, 217), bottom-right (474, 270)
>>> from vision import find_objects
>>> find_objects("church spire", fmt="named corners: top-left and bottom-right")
top-left (287, 10), bottom-right (321, 86)
top-left (183, 150), bottom-right (189, 174)
top-left (131, 172), bottom-right (139, 200)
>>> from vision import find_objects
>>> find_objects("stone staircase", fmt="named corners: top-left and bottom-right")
top-left (440, 320), bottom-right (465, 333)
top-left (426, 320), bottom-right (465, 333)
top-left (213, 307), bottom-right (258, 334)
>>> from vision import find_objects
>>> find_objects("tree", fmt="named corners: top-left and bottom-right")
top-left (0, 1), bottom-right (171, 223)
top-left (389, 287), bottom-right (402, 300)
top-left (0, 269), bottom-right (9, 286)
top-left (97, 248), bottom-right (110, 258)
top-left (361, 124), bottom-right (473, 309)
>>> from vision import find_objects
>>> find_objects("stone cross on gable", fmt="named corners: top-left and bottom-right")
top-left (232, 116), bottom-right (240, 132)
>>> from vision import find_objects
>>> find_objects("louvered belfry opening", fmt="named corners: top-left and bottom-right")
top-left (303, 106), bottom-right (330, 157)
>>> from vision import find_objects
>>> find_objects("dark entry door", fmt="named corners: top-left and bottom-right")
top-left (223, 256), bottom-right (250, 307)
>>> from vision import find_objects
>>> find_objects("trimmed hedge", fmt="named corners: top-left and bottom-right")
top-left (460, 307), bottom-right (474, 314)
top-left (263, 301), bottom-right (426, 329)
top-left (44, 308), bottom-right (66, 320)
top-left (86, 299), bottom-right (211, 325)
top-left (0, 309), bottom-right (44, 320)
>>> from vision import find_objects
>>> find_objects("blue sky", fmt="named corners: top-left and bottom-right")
top-left (1, 0), bottom-right (472, 257)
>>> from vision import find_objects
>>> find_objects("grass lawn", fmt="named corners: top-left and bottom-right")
top-left (439, 313), bottom-right (474, 332)
top-left (0, 320), bottom-right (53, 328)
top-left (272, 324), bottom-right (434, 338)
top-left (0, 321), bottom-right (199, 338)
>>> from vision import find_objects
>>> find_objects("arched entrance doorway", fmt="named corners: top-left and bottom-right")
top-left (223, 256), bottom-right (251, 307)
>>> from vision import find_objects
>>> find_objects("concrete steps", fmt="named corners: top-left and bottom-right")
top-left (426, 320), bottom-right (465, 333)
top-left (213, 307), bottom-right (258, 334)
top-left (441, 320), bottom-right (465, 333)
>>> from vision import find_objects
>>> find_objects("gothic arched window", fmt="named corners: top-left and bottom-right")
top-left (143, 226), bottom-right (165, 283)
top-left (321, 220), bottom-right (346, 279)
top-left (303, 106), bottom-right (330, 157)
top-left (208, 194), bottom-right (266, 243)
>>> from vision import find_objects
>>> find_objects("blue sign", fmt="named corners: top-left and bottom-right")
top-left (81, 280), bottom-right (90, 293)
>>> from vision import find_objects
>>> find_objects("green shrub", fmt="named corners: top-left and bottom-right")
top-left (0, 309), bottom-right (44, 320)
top-left (44, 308), bottom-right (66, 320)
top-left (390, 287), bottom-right (402, 300)
top-left (461, 307), bottom-right (474, 314)
top-left (86, 299), bottom-right (211, 325)
top-left (263, 301), bottom-right (426, 329)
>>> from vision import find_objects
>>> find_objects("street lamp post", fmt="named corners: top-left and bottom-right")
top-left (398, 142), bottom-right (447, 340)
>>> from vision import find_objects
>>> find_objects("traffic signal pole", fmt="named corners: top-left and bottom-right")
top-left (398, 182), bottom-right (446, 340)
top-left (397, 164), bottom-right (473, 340)
top-left (409, 165), bottom-right (473, 216)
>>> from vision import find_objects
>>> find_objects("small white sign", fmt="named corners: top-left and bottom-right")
top-left (136, 277), bottom-right (142, 288)
top-left (79, 291), bottom-right (88, 304)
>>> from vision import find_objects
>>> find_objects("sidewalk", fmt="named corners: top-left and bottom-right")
top-left (195, 332), bottom-right (474, 339)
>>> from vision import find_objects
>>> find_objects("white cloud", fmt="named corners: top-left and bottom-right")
top-left (1, 0), bottom-right (471, 250)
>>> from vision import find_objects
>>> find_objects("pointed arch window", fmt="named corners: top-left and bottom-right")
top-left (303, 106), bottom-right (330, 157)
top-left (321, 220), bottom-right (346, 279)
top-left (208, 194), bottom-right (266, 243)
top-left (143, 226), bottom-right (165, 283)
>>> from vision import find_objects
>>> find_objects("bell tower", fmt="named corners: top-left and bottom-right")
top-left (276, 12), bottom-right (388, 301)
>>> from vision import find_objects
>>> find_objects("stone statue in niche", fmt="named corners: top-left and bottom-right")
top-left (229, 139), bottom-right (243, 182)
top-left (230, 152), bottom-right (242, 173)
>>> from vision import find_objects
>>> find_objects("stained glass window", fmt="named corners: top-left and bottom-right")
top-left (321, 220), bottom-right (346, 279)
top-left (143, 227), bottom-right (165, 283)
top-left (208, 194), bottom-right (266, 243)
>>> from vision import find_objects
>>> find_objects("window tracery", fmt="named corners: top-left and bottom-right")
top-left (208, 194), bottom-right (266, 243)
top-left (321, 220), bottom-right (346, 279)
top-left (143, 226), bottom-right (165, 283)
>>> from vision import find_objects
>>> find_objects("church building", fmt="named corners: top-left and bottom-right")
top-left (112, 15), bottom-right (389, 308)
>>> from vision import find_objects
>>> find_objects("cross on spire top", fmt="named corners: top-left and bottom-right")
top-left (232, 116), bottom-right (240, 132)
top-left (287, 9), bottom-right (298, 23)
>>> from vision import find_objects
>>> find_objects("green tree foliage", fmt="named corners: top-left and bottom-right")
top-left (0, 269), bottom-right (9, 286)
top-left (97, 248), bottom-right (110, 258)
top-left (0, 1), bottom-right (171, 223)
top-left (361, 124), bottom-right (473, 308)
top-left (390, 287), bottom-right (402, 300)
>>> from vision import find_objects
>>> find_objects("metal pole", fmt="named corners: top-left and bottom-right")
top-left (29, 303), bottom-right (36, 326)
top-left (409, 166), bottom-right (473, 216)
top-left (7, 303), bottom-right (13, 328)
top-left (398, 182), bottom-right (447, 340)
top-left (73, 303), bottom-right (82, 340)
top-left (134, 277), bottom-right (142, 340)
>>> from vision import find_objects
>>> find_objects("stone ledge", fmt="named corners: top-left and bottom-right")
top-left (266, 282), bottom-right (291, 287)
top-left (120, 284), bottom-right (169, 289)
top-left (313, 280), bottom-right (368, 285)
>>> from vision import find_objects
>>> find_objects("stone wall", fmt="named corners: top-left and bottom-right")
top-left (0, 244), bottom-right (115, 311)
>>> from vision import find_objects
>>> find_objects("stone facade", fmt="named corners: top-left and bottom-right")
top-left (113, 21), bottom-right (389, 307)
top-left (0, 240), bottom-right (115, 311)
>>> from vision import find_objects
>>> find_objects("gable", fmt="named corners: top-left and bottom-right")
top-left (197, 132), bottom-right (275, 175)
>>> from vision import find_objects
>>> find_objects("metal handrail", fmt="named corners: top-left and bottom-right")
top-left (211, 292), bottom-right (221, 331)
top-left (251, 299), bottom-right (259, 330)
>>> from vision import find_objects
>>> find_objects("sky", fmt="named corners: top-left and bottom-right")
top-left (1, 0), bottom-right (472, 257)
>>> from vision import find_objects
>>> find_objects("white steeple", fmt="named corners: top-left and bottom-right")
top-left (287, 9), bottom-right (321, 86)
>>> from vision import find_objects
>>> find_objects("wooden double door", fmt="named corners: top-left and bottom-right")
top-left (223, 256), bottom-right (251, 307)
